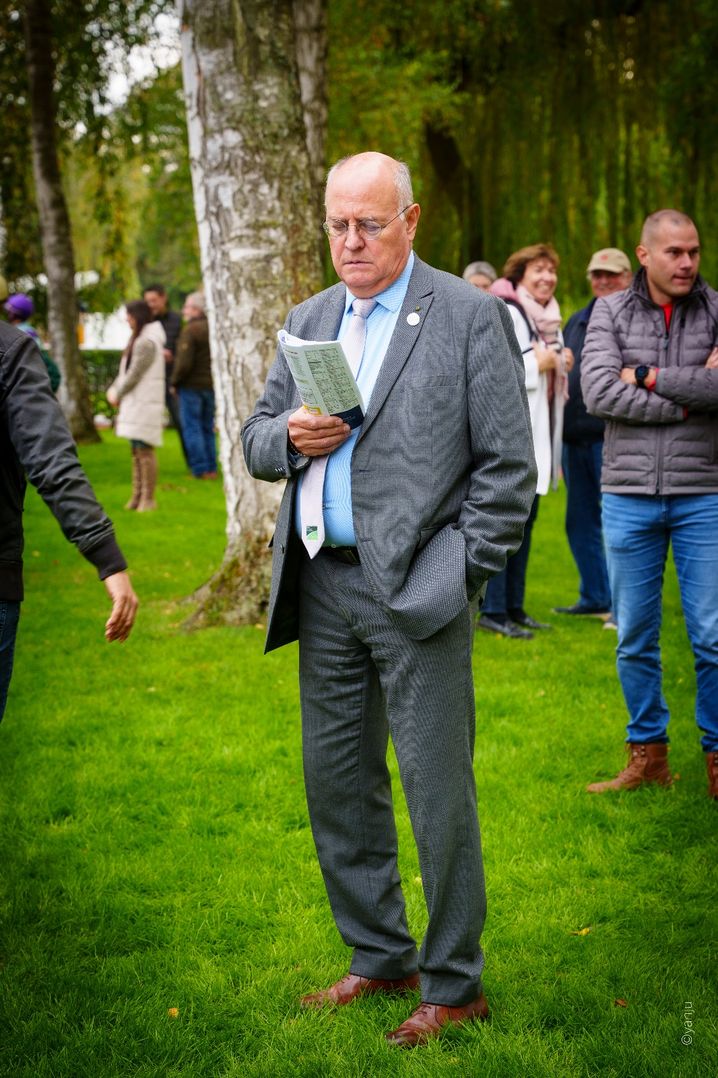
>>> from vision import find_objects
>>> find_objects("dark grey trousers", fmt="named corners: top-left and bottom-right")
top-left (298, 551), bottom-right (486, 1006)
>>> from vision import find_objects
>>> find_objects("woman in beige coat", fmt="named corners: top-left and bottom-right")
top-left (107, 300), bottom-right (166, 511)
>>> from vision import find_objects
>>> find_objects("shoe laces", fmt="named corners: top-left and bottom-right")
top-left (410, 1002), bottom-right (436, 1022)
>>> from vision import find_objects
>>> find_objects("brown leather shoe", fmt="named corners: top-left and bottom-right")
top-left (385, 994), bottom-right (489, 1047)
top-left (706, 751), bottom-right (718, 800)
top-left (300, 971), bottom-right (420, 1009)
top-left (586, 742), bottom-right (672, 793)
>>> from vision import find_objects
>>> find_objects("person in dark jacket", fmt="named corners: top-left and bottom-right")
top-left (143, 282), bottom-right (189, 463)
top-left (4, 292), bottom-right (62, 393)
top-left (171, 292), bottom-right (217, 479)
top-left (0, 323), bottom-right (138, 721)
top-left (554, 249), bottom-right (632, 620)
top-left (581, 210), bottom-right (718, 799)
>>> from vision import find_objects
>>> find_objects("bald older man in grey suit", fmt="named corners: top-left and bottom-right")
top-left (242, 152), bottom-right (536, 1047)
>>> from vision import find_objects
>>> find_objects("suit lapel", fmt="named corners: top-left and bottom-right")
top-left (358, 257), bottom-right (435, 440)
top-left (287, 285), bottom-right (346, 409)
top-left (314, 285), bottom-right (346, 343)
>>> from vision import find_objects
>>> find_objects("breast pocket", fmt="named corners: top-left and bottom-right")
top-left (407, 383), bottom-right (466, 467)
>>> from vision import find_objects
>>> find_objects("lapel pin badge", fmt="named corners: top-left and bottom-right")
top-left (407, 312), bottom-right (420, 326)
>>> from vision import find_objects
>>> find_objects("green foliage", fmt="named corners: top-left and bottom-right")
top-left (0, 1), bottom-right (180, 302)
top-left (0, 13), bottom-right (43, 281)
top-left (0, 433), bottom-right (715, 1075)
top-left (326, 0), bottom-right (718, 308)
top-left (5, 2), bottom-right (718, 313)
top-left (80, 348), bottom-right (122, 414)
top-left (123, 66), bottom-right (202, 305)
top-left (61, 65), bottom-right (201, 312)
top-left (36, 0), bottom-right (169, 133)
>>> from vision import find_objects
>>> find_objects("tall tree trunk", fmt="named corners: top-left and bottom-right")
top-left (23, 0), bottom-right (98, 443)
top-left (178, 0), bottom-right (324, 626)
top-left (293, 0), bottom-right (327, 255)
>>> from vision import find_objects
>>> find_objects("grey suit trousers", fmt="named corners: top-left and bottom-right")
top-left (298, 549), bottom-right (486, 1006)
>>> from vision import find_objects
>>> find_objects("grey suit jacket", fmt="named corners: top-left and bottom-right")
top-left (241, 256), bottom-right (537, 652)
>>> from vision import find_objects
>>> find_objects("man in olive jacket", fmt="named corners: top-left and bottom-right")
top-left (581, 209), bottom-right (718, 798)
top-left (171, 292), bottom-right (217, 479)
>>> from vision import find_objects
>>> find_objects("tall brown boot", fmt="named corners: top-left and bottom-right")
top-left (124, 448), bottom-right (142, 510)
top-left (136, 448), bottom-right (157, 511)
top-left (706, 752), bottom-right (718, 800)
top-left (586, 742), bottom-right (672, 793)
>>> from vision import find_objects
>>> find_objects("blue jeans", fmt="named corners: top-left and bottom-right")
top-left (483, 495), bottom-right (539, 616)
top-left (178, 388), bottom-right (217, 477)
top-left (0, 600), bottom-right (21, 722)
top-left (562, 442), bottom-right (611, 610)
top-left (602, 493), bottom-right (718, 751)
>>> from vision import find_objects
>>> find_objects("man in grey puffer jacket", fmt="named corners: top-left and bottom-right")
top-left (581, 209), bottom-right (718, 799)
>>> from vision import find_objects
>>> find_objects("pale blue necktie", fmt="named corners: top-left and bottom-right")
top-left (299, 298), bottom-right (377, 556)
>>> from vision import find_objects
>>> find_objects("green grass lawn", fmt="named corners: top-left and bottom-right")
top-left (0, 431), bottom-right (714, 1077)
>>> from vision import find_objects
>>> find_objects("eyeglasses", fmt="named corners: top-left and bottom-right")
top-left (322, 205), bottom-right (412, 240)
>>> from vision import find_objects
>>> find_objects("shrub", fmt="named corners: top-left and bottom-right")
top-left (81, 349), bottom-right (121, 416)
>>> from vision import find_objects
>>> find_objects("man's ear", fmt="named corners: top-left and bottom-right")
top-left (636, 244), bottom-right (648, 268)
top-left (405, 203), bottom-right (421, 242)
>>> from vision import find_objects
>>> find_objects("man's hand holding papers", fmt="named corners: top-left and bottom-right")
top-left (287, 409), bottom-right (351, 457)
top-left (279, 330), bottom-right (364, 457)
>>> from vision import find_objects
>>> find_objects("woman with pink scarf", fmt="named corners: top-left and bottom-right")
top-left (477, 244), bottom-right (573, 639)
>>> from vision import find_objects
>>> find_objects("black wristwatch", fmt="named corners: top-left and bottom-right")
top-left (635, 365), bottom-right (650, 388)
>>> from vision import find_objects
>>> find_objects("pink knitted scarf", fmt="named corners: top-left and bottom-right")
top-left (516, 284), bottom-right (562, 345)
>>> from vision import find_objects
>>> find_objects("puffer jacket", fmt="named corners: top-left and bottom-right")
top-left (0, 323), bottom-right (126, 601)
top-left (109, 320), bottom-right (166, 446)
top-left (581, 269), bottom-right (718, 494)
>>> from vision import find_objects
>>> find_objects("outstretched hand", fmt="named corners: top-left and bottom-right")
top-left (103, 571), bottom-right (139, 642)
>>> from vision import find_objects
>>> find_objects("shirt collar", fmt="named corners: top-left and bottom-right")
top-left (344, 251), bottom-right (415, 315)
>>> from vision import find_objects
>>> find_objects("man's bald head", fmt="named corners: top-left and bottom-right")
top-left (323, 152), bottom-right (420, 298)
top-left (640, 209), bottom-right (696, 247)
top-left (326, 153), bottom-right (414, 215)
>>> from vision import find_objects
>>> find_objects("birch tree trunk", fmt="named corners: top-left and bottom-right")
top-left (178, 0), bottom-right (324, 626)
top-left (23, 0), bottom-right (98, 443)
top-left (293, 0), bottom-right (327, 237)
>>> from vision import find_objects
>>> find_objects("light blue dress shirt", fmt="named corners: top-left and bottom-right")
top-left (296, 252), bottom-right (415, 547)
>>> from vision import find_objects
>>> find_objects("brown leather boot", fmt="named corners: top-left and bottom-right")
top-left (124, 449), bottom-right (142, 510)
top-left (586, 742), bottom-right (671, 793)
top-left (137, 449), bottom-right (157, 511)
top-left (706, 752), bottom-right (718, 800)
